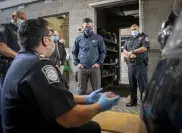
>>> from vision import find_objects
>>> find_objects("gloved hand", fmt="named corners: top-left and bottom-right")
top-left (85, 88), bottom-right (103, 104)
top-left (97, 92), bottom-right (120, 112)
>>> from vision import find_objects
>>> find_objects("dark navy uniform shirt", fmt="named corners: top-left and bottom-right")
top-left (72, 33), bottom-right (106, 68)
top-left (124, 33), bottom-right (150, 58)
top-left (1, 49), bottom-right (76, 133)
top-left (0, 23), bottom-right (20, 54)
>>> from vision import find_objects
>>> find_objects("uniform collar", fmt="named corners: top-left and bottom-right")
top-left (131, 33), bottom-right (142, 39)
top-left (19, 48), bottom-right (40, 57)
top-left (10, 22), bottom-right (18, 28)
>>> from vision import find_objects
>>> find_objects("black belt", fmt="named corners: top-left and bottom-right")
top-left (0, 54), bottom-right (13, 61)
top-left (126, 58), bottom-right (145, 64)
top-left (129, 60), bottom-right (137, 63)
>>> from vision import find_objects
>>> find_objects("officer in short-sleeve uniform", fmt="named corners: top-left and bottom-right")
top-left (0, 22), bottom-right (20, 133)
top-left (124, 33), bottom-right (150, 106)
top-left (1, 49), bottom-right (77, 133)
top-left (0, 23), bottom-right (20, 84)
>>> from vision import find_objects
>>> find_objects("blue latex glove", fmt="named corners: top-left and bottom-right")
top-left (85, 88), bottom-right (103, 104)
top-left (97, 92), bottom-right (120, 112)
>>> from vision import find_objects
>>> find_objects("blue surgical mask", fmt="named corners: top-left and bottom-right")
top-left (84, 28), bottom-right (93, 37)
top-left (51, 35), bottom-right (59, 42)
top-left (131, 30), bottom-right (139, 37)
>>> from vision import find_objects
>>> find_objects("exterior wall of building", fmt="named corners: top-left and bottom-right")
top-left (0, 0), bottom-right (175, 82)
top-left (0, 0), bottom-right (102, 72)
top-left (142, 0), bottom-right (174, 80)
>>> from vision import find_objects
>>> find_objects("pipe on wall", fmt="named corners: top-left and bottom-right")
top-left (139, 0), bottom-right (144, 32)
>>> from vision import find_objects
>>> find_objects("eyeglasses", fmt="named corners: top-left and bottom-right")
top-left (44, 35), bottom-right (53, 41)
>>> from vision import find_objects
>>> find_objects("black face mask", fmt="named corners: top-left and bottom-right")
top-left (83, 27), bottom-right (93, 37)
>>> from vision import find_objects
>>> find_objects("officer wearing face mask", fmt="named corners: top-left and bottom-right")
top-left (72, 18), bottom-right (106, 95)
top-left (49, 29), bottom-right (61, 67)
top-left (123, 24), bottom-right (150, 107)
top-left (0, 10), bottom-right (27, 87)
top-left (52, 31), bottom-right (66, 66)
top-left (1, 18), bottom-right (120, 133)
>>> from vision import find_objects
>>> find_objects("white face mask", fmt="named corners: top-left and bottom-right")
top-left (47, 39), bottom-right (56, 57)
top-left (17, 19), bottom-right (25, 27)
top-left (12, 18), bottom-right (25, 28)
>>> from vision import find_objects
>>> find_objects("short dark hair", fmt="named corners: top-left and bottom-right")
top-left (82, 18), bottom-right (93, 23)
top-left (49, 28), bottom-right (54, 34)
top-left (18, 18), bottom-right (49, 50)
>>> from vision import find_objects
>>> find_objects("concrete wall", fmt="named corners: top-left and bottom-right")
top-left (0, 0), bottom-right (175, 82)
top-left (0, 0), bottom-right (104, 73)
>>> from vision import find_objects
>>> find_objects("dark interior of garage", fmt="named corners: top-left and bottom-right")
top-left (96, 2), bottom-right (139, 95)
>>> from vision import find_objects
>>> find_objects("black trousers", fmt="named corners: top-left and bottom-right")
top-left (57, 121), bottom-right (101, 133)
top-left (69, 121), bottom-right (101, 133)
top-left (1, 121), bottom-right (101, 133)
top-left (127, 63), bottom-right (148, 100)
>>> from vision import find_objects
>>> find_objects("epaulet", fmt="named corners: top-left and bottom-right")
top-left (141, 32), bottom-right (148, 37)
top-left (39, 55), bottom-right (50, 61)
top-left (1, 23), bottom-right (11, 27)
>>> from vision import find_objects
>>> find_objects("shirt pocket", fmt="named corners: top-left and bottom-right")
top-left (136, 40), bottom-right (142, 48)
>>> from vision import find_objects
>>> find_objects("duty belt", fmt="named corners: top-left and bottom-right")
top-left (125, 57), bottom-right (147, 65)
top-left (0, 54), bottom-right (13, 83)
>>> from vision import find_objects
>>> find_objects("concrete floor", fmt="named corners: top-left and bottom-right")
top-left (69, 81), bottom-right (140, 114)
top-left (69, 81), bottom-right (141, 133)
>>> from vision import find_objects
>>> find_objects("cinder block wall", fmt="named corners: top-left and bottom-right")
top-left (143, 0), bottom-right (174, 80)
top-left (0, 0), bottom-right (104, 73)
top-left (0, 0), bottom-right (174, 82)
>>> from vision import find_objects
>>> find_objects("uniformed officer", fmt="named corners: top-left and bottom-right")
top-left (123, 24), bottom-right (150, 107)
top-left (0, 10), bottom-right (27, 86)
top-left (49, 28), bottom-right (61, 68)
top-left (1, 18), bottom-right (120, 133)
top-left (72, 18), bottom-right (106, 95)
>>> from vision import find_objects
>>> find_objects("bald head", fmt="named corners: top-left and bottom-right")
top-left (54, 31), bottom-right (59, 36)
top-left (12, 10), bottom-right (27, 23)
top-left (131, 24), bottom-right (139, 30)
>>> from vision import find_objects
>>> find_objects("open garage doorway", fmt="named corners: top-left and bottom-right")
top-left (93, 1), bottom-right (139, 89)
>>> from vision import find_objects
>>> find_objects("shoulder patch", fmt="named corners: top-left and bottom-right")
top-left (0, 25), bottom-right (5, 33)
top-left (145, 37), bottom-right (149, 42)
top-left (42, 65), bottom-right (60, 84)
